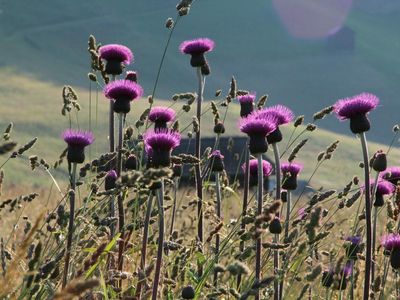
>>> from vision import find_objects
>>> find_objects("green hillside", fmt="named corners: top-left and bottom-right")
top-left (0, 0), bottom-right (399, 143)
top-left (0, 69), bottom-right (399, 192)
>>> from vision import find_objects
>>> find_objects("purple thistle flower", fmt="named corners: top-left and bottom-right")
top-left (239, 111), bottom-right (277, 154)
top-left (104, 80), bottom-right (143, 114)
top-left (281, 162), bottom-right (303, 190)
top-left (345, 236), bottom-right (363, 260)
top-left (99, 44), bottom-right (133, 64)
top-left (99, 44), bottom-right (133, 75)
top-left (259, 105), bottom-right (295, 126)
top-left (237, 93), bottom-right (256, 118)
top-left (346, 236), bottom-right (362, 245)
top-left (148, 106), bottom-right (176, 129)
top-left (144, 129), bottom-right (181, 168)
top-left (179, 38), bottom-right (215, 67)
top-left (244, 159), bottom-right (273, 187)
top-left (381, 166), bottom-right (400, 185)
top-left (105, 170), bottom-right (118, 190)
top-left (62, 129), bottom-right (94, 164)
top-left (381, 233), bottom-right (400, 251)
top-left (179, 38), bottom-right (215, 55)
top-left (210, 150), bottom-right (225, 173)
top-left (334, 93), bottom-right (379, 134)
top-left (62, 129), bottom-right (94, 147)
top-left (343, 261), bottom-right (353, 277)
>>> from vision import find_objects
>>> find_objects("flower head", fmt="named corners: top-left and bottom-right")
top-left (334, 93), bottom-right (379, 120)
top-left (210, 150), bottom-right (225, 173)
top-left (259, 105), bottom-right (295, 126)
top-left (281, 162), bottom-right (303, 176)
top-left (381, 166), bottom-right (400, 185)
top-left (381, 234), bottom-right (400, 251)
top-left (210, 150), bottom-right (224, 159)
top-left (345, 236), bottom-right (362, 245)
top-left (239, 111), bottom-right (277, 136)
top-left (99, 44), bottom-right (133, 65)
top-left (106, 170), bottom-right (117, 179)
top-left (237, 94), bottom-right (256, 104)
top-left (179, 38), bottom-right (215, 55)
top-left (62, 129), bottom-right (94, 147)
top-left (104, 80), bottom-right (143, 101)
top-left (244, 159), bottom-right (273, 177)
top-left (144, 129), bottom-right (181, 152)
top-left (148, 106), bottom-right (176, 127)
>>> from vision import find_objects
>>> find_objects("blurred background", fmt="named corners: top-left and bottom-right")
top-left (0, 0), bottom-right (399, 185)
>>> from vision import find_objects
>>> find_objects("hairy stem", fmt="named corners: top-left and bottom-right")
top-left (371, 171), bottom-right (380, 286)
top-left (152, 181), bottom-right (165, 300)
top-left (360, 132), bottom-right (372, 300)
top-left (169, 177), bottom-right (179, 236)
top-left (255, 154), bottom-right (264, 300)
top-left (194, 67), bottom-right (205, 276)
top-left (62, 162), bottom-right (77, 288)
top-left (117, 113), bottom-right (126, 273)
top-left (272, 143), bottom-right (281, 300)
top-left (214, 172), bottom-right (222, 287)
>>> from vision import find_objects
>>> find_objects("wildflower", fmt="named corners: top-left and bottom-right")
top-left (372, 179), bottom-right (395, 207)
top-left (124, 154), bottom-right (137, 170)
top-left (209, 150), bottom-right (224, 173)
top-left (336, 262), bottom-right (353, 290)
top-left (243, 159), bottom-right (273, 187)
top-left (148, 106), bottom-right (176, 129)
top-left (381, 166), bottom-right (400, 185)
top-left (237, 93), bottom-right (256, 118)
top-left (179, 38), bottom-right (214, 67)
top-left (334, 93), bottom-right (379, 134)
top-left (104, 80), bottom-right (143, 114)
top-left (239, 111), bottom-right (277, 155)
top-left (62, 129), bottom-right (94, 164)
top-left (258, 105), bottom-right (294, 144)
top-left (381, 233), bottom-right (400, 269)
top-left (99, 44), bottom-right (133, 75)
top-left (269, 216), bottom-right (282, 234)
top-left (105, 170), bottom-right (117, 190)
top-left (344, 236), bottom-right (363, 260)
top-left (281, 162), bottom-right (303, 190)
top-left (372, 150), bottom-right (387, 172)
top-left (213, 121), bottom-right (225, 134)
top-left (144, 129), bottom-right (181, 168)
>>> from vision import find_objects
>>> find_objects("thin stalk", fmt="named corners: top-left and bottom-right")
top-left (237, 143), bottom-right (250, 289)
top-left (360, 132), bottom-right (372, 300)
top-left (194, 67), bottom-right (205, 276)
top-left (380, 257), bottom-right (390, 300)
top-left (62, 162), bottom-right (77, 288)
top-left (350, 260), bottom-right (355, 300)
top-left (152, 181), bottom-right (165, 300)
top-left (109, 74), bottom-right (115, 154)
top-left (255, 154), bottom-right (264, 300)
top-left (371, 171), bottom-right (380, 286)
top-left (136, 193), bottom-right (154, 299)
top-left (214, 172), bottom-right (222, 287)
top-left (117, 113), bottom-right (125, 273)
top-left (284, 191), bottom-right (291, 240)
top-left (272, 143), bottom-right (281, 300)
top-left (169, 177), bottom-right (179, 236)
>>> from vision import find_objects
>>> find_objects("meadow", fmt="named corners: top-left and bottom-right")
top-left (1, 1), bottom-right (400, 300)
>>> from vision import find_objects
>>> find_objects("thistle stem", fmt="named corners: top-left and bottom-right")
top-left (255, 153), bottom-right (264, 300)
top-left (169, 177), bottom-right (179, 236)
top-left (62, 162), bottom-right (77, 288)
top-left (360, 132), bottom-right (372, 300)
top-left (284, 191), bottom-right (291, 240)
top-left (237, 143), bottom-right (250, 288)
top-left (371, 171), bottom-right (380, 286)
top-left (214, 172), bottom-right (222, 287)
top-left (152, 181), bottom-right (165, 300)
top-left (117, 113), bottom-right (126, 273)
top-left (194, 67), bottom-right (205, 276)
top-left (272, 143), bottom-right (281, 300)
top-left (136, 193), bottom-right (154, 299)
top-left (109, 76), bottom-right (116, 154)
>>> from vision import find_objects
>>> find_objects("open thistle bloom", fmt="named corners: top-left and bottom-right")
top-left (62, 129), bottom-right (94, 164)
top-left (104, 80), bottom-right (143, 114)
top-left (281, 162), bottom-right (303, 190)
top-left (237, 94), bottom-right (256, 118)
top-left (258, 105), bottom-right (294, 144)
top-left (334, 93), bottom-right (379, 134)
top-left (105, 170), bottom-right (117, 191)
top-left (239, 111), bottom-right (277, 155)
top-left (148, 106), bottom-right (176, 129)
top-left (381, 166), bottom-right (400, 185)
top-left (209, 150), bottom-right (225, 173)
top-left (243, 159), bottom-right (273, 187)
top-left (179, 38), bottom-right (215, 67)
top-left (381, 233), bottom-right (400, 269)
top-left (344, 236), bottom-right (363, 260)
top-left (144, 129), bottom-right (181, 168)
top-left (370, 179), bottom-right (395, 207)
top-left (99, 44), bottom-right (133, 75)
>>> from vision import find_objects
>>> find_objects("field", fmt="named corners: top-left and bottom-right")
top-left (1, 1), bottom-right (400, 300)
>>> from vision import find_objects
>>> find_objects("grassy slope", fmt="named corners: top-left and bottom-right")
top-left (0, 0), bottom-right (399, 143)
top-left (1, 69), bottom-right (399, 192)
